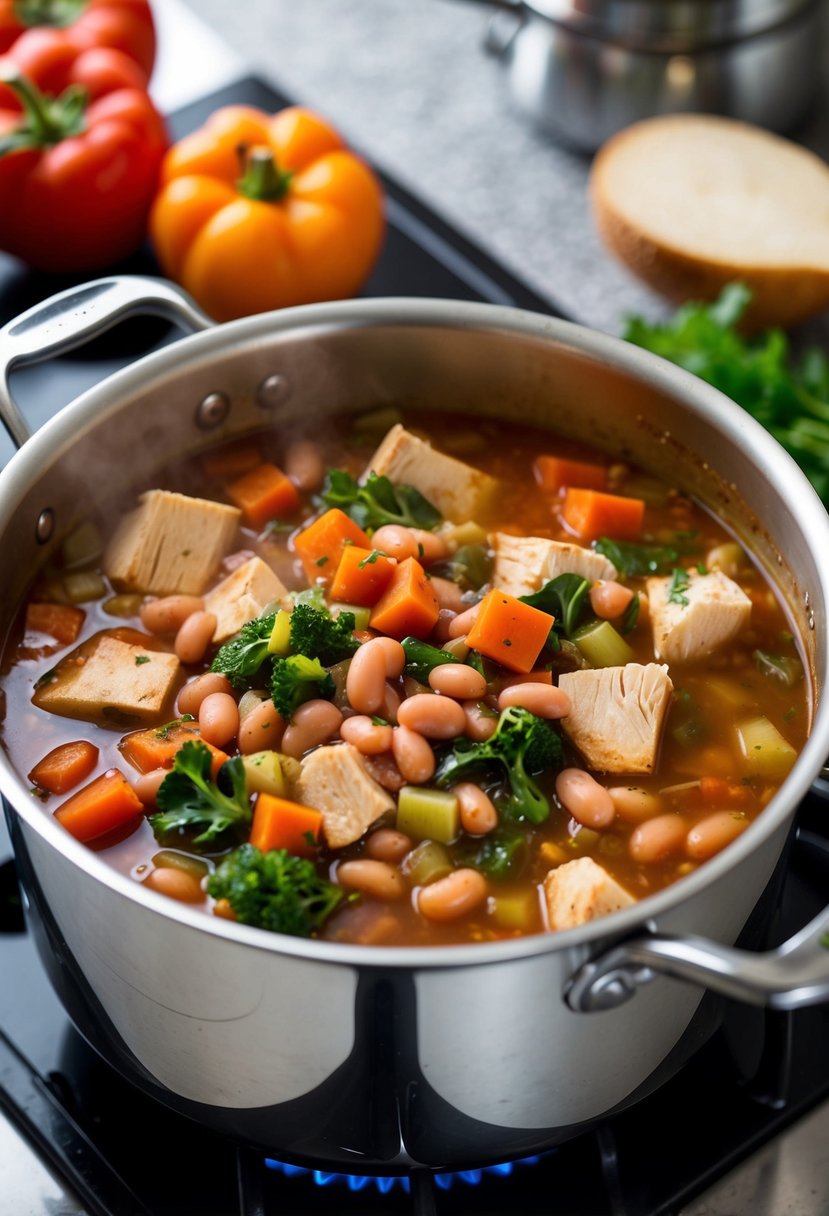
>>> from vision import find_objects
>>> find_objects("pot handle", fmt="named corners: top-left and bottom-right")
top-left (565, 901), bottom-right (829, 1013)
top-left (0, 275), bottom-right (213, 449)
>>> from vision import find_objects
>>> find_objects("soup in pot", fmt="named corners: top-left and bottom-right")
top-left (0, 410), bottom-right (809, 946)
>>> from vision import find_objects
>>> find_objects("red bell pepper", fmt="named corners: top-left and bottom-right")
top-left (0, 61), bottom-right (167, 271)
top-left (0, 0), bottom-right (154, 79)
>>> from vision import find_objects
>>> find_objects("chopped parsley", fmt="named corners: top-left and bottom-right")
top-left (667, 568), bottom-right (690, 607)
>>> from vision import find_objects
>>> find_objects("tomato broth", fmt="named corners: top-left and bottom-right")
top-left (0, 410), bottom-right (809, 947)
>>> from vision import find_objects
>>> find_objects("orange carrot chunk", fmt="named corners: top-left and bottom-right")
top-left (329, 545), bottom-right (397, 606)
top-left (294, 509), bottom-right (372, 584)
top-left (119, 720), bottom-right (228, 779)
top-left (561, 488), bottom-right (645, 543)
top-left (535, 455), bottom-right (608, 494)
top-left (54, 769), bottom-right (144, 843)
top-left (227, 462), bottom-right (301, 529)
top-left (699, 776), bottom-right (754, 808)
top-left (465, 589), bottom-right (555, 674)
top-left (28, 740), bottom-right (99, 795)
top-left (25, 602), bottom-right (85, 645)
top-left (369, 557), bottom-right (440, 639)
top-left (249, 792), bottom-right (323, 858)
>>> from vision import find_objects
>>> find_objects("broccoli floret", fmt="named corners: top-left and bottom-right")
top-left (150, 740), bottom-right (251, 849)
top-left (434, 706), bottom-right (562, 825)
top-left (210, 612), bottom-right (277, 689)
top-left (206, 843), bottom-right (345, 937)
top-left (321, 468), bottom-right (441, 532)
top-left (271, 653), bottom-right (335, 718)
top-left (289, 602), bottom-right (358, 666)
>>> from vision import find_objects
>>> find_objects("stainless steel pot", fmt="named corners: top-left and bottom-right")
top-left (2, 276), bottom-right (829, 1172)
top-left (468, 0), bottom-right (824, 151)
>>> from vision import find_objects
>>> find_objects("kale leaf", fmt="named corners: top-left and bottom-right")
top-left (321, 468), bottom-right (441, 532)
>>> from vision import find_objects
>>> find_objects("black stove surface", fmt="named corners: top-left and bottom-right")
top-left (1, 74), bottom-right (829, 1216)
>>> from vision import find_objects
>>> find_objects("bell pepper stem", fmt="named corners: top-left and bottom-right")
top-left (0, 67), bottom-right (87, 151)
top-left (14, 0), bottom-right (87, 28)
top-left (236, 144), bottom-right (293, 202)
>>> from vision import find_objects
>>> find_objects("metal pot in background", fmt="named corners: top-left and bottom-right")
top-left (470, 0), bottom-right (825, 152)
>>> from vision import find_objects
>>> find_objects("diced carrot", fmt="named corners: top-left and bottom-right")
top-left (54, 768), bottom-right (144, 843)
top-left (535, 455), bottom-right (608, 494)
top-left (226, 462), bottom-right (301, 529)
top-left (561, 488), bottom-right (645, 543)
top-left (249, 792), bottom-right (323, 858)
top-left (465, 589), bottom-right (555, 674)
top-left (29, 740), bottom-right (99, 795)
top-left (119, 720), bottom-right (228, 779)
top-left (699, 776), bottom-right (754, 808)
top-left (329, 545), bottom-right (397, 606)
top-left (200, 441), bottom-right (262, 480)
top-left (25, 602), bottom-right (85, 645)
top-left (293, 509), bottom-right (372, 584)
top-left (368, 557), bottom-right (440, 639)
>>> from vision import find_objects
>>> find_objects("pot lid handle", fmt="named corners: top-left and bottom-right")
top-left (565, 902), bottom-right (829, 1013)
top-left (0, 275), bottom-right (213, 449)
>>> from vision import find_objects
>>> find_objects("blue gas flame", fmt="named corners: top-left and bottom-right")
top-left (265, 1154), bottom-right (542, 1193)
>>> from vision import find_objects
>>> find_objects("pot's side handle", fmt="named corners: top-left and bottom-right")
top-left (0, 275), bottom-right (213, 449)
top-left (566, 902), bottom-right (829, 1013)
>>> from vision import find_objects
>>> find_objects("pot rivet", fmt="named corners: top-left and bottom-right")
top-left (196, 392), bottom-right (230, 430)
top-left (257, 373), bottom-right (290, 410)
top-left (35, 508), bottom-right (54, 545)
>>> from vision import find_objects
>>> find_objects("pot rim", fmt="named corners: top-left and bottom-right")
top-left (3, 294), bottom-right (828, 972)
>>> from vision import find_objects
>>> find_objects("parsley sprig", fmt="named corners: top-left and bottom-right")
top-left (624, 282), bottom-right (829, 505)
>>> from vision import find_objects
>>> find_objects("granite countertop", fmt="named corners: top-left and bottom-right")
top-left (179, 0), bottom-right (829, 344)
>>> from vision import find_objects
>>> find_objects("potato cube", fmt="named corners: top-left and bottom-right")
top-left (203, 556), bottom-right (288, 644)
top-left (33, 632), bottom-right (180, 726)
top-left (104, 490), bottom-right (241, 596)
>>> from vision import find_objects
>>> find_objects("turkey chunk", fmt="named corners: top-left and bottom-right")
top-left (364, 424), bottom-right (497, 520)
top-left (558, 663), bottom-right (673, 773)
top-left (492, 534), bottom-right (618, 598)
top-left (492, 534), bottom-right (556, 597)
top-left (33, 632), bottom-right (180, 725)
top-left (296, 742), bottom-right (395, 848)
top-left (204, 556), bottom-right (288, 644)
top-left (104, 490), bottom-right (241, 596)
top-left (543, 857), bottom-right (635, 931)
top-left (647, 570), bottom-right (752, 664)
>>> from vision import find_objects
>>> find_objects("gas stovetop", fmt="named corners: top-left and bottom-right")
top-left (1, 74), bottom-right (829, 1216)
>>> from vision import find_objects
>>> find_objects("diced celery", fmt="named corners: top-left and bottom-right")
top-left (63, 570), bottom-right (107, 603)
top-left (397, 786), bottom-right (459, 844)
top-left (61, 521), bottom-right (104, 569)
top-left (490, 889), bottom-right (541, 932)
top-left (572, 620), bottom-right (634, 668)
top-left (267, 609), bottom-right (292, 655)
top-left (402, 841), bottom-right (453, 886)
top-left (242, 750), bottom-right (286, 797)
top-left (330, 602), bottom-right (371, 631)
top-left (439, 520), bottom-right (488, 549)
top-left (104, 593), bottom-right (144, 618)
top-left (151, 850), bottom-right (209, 880)
top-left (276, 752), bottom-right (302, 789)
top-left (736, 716), bottom-right (798, 779)
top-left (352, 406), bottom-right (403, 439)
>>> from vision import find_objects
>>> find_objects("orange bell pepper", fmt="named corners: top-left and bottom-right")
top-left (149, 104), bottom-right (386, 322)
